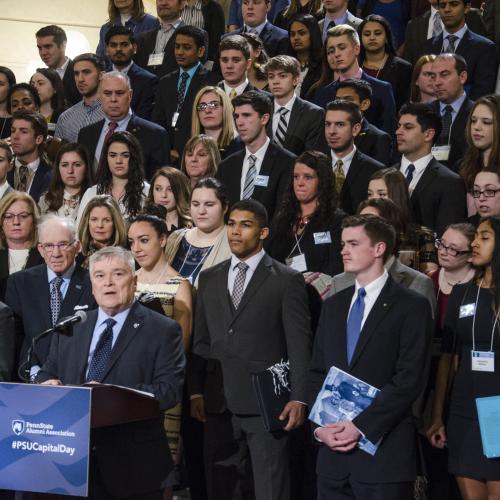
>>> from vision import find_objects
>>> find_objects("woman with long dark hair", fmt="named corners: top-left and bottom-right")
top-left (39, 143), bottom-right (93, 220)
top-left (267, 150), bottom-right (345, 277)
top-left (0, 66), bottom-right (16, 139)
top-left (287, 14), bottom-right (323, 100)
top-left (358, 14), bottom-right (412, 109)
top-left (77, 131), bottom-right (149, 224)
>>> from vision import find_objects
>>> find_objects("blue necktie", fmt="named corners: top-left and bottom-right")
top-left (86, 318), bottom-right (116, 382)
top-left (405, 164), bottom-right (415, 185)
top-left (346, 288), bottom-right (366, 363)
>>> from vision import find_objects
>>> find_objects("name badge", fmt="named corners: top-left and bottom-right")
top-left (148, 52), bottom-right (164, 66)
top-left (254, 175), bottom-right (269, 187)
top-left (471, 351), bottom-right (495, 372)
top-left (313, 231), bottom-right (332, 245)
top-left (286, 254), bottom-right (307, 272)
top-left (171, 112), bottom-right (179, 127)
top-left (459, 303), bottom-right (476, 318)
top-left (431, 145), bottom-right (450, 162)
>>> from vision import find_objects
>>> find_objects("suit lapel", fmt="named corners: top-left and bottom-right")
top-left (337, 288), bottom-right (353, 370)
top-left (60, 266), bottom-right (87, 317)
top-left (411, 159), bottom-right (437, 200)
top-left (33, 266), bottom-right (52, 326)
top-left (286, 98), bottom-right (301, 142)
top-left (216, 260), bottom-right (232, 320)
top-left (341, 151), bottom-right (363, 200)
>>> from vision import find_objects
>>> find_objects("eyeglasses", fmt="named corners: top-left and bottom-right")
top-left (3, 212), bottom-right (33, 222)
top-left (196, 101), bottom-right (221, 112)
top-left (435, 239), bottom-right (471, 257)
top-left (39, 241), bottom-right (75, 253)
top-left (471, 188), bottom-right (500, 198)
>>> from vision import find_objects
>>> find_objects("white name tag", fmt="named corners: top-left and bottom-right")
top-left (148, 52), bottom-right (164, 66)
top-left (471, 351), bottom-right (495, 372)
top-left (432, 145), bottom-right (450, 162)
top-left (459, 303), bottom-right (476, 318)
top-left (171, 112), bottom-right (179, 127)
top-left (313, 231), bottom-right (332, 245)
top-left (254, 175), bottom-right (269, 187)
top-left (286, 253), bottom-right (307, 272)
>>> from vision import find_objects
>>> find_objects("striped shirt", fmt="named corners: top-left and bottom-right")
top-left (54, 99), bottom-right (105, 143)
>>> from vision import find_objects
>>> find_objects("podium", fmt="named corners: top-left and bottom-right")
top-left (0, 383), bottom-right (170, 497)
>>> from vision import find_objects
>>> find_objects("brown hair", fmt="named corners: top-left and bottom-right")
top-left (181, 135), bottom-right (221, 181)
top-left (264, 55), bottom-right (301, 78)
top-left (0, 192), bottom-right (40, 249)
top-left (107, 0), bottom-right (145, 22)
top-left (410, 54), bottom-right (436, 102)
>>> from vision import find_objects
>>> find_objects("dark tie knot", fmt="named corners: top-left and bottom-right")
top-left (180, 72), bottom-right (189, 82)
top-left (443, 104), bottom-right (453, 114)
top-left (108, 121), bottom-right (118, 132)
top-left (447, 34), bottom-right (457, 42)
top-left (278, 107), bottom-right (289, 116)
top-left (51, 276), bottom-right (64, 288)
top-left (236, 262), bottom-right (249, 273)
top-left (406, 164), bottom-right (415, 174)
top-left (104, 318), bottom-right (117, 329)
top-left (248, 154), bottom-right (257, 167)
top-left (357, 288), bottom-right (366, 299)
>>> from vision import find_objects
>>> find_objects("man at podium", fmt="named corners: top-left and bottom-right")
top-left (37, 246), bottom-right (186, 499)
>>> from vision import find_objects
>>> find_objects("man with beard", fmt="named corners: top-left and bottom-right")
top-left (106, 26), bottom-right (157, 120)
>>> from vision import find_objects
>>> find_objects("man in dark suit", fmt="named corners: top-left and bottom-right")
top-left (265, 55), bottom-right (324, 156)
top-left (194, 199), bottom-right (312, 500)
top-left (134, 0), bottom-right (185, 78)
top-left (422, 0), bottom-right (496, 100)
top-left (430, 53), bottom-right (474, 172)
top-left (313, 24), bottom-right (396, 137)
top-left (8, 111), bottom-right (51, 203)
top-left (403, 0), bottom-right (488, 65)
top-left (152, 25), bottom-right (217, 164)
top-left (396, 102), bottom-right (466, 236)
top-left (217, 91), bottom-right (295, 221)
top-left (106, 26), bottom-right (158, 120)
top-left (335, 78), bottom-right (394, 165)
top-left (5, 216), bottom-right (96, 378)
top-left (78, 71), bottom-right (170, 180)
top-left (36, 246), bottom-right (185, 500)
top-left (323, 100), bottom-right (383, 214)
top-left (35, 25), bottom-right (80, 105)
top-left (222, 0), bottom-right (289, 57)
top-left (310, 215), bottom-right (432, 500)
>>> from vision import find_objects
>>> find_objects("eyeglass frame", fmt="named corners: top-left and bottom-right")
top-left (470, 188), bottom-right (500, 199)
top-left (2, 212), bottom-right (33, 223)
top-left (196, 100), bottom-right (222, 112)
top-left (38, 241), bottom-right (76, 253)
top-left (434, 239), bottom-right (471, 257)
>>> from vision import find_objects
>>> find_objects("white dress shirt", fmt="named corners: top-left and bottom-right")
top-left (427, 7), bottom-right (443, 39)
top-left (272, 95), bottom-right (296, 138)
top-left (240, 137), bottom-right (270, 197)
top-left (442, 24), bottom-right (468, 52)
top-left (331, 145), bottom-right (357, 177)
top-left (401, 153), bottom-right (434, 194)
top-left (227, 248), bottom-right (265, 295)
top-left (55, 57), bottom-right (70, 79)
top-left (223, 79), bottom-right (249, 97)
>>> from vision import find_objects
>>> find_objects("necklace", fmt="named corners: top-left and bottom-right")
top-left (138, 265), bottom-right (169, 285)
top-left (364, 54), bottom-right (388, 80)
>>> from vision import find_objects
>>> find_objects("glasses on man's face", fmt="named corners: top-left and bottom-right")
top-left (471, 188), bottom-right (500, 198)
top-left (435, 239), bottom-right (471, 257)
top-left (39, 241), bottom-right (75, 253)
top-left (196, 101), bottom-right (221, 112)
top-left (3, 212), bottom-right (33, 223)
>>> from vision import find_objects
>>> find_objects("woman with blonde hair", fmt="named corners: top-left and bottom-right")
top-left (180, 135), bottom-right (221, 189)
top-left (191, 86), bottom-right (240, 158)
top-left (146, 167), bottom-right (193, 234)
top-left (410, 54), bottom-right (437, 103)
top-left (77, 195), bottom-right (127, 267)
top-left (0, 191), bottom-right (43, 299)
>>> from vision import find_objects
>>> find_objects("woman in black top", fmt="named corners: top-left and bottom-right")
top-left (267, 150), bottom-right (345, 277)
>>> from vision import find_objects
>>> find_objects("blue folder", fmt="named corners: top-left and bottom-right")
top-left (476, 396), bottom-right (500, 458)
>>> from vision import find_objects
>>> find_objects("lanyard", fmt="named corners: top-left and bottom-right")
top-left (472, 280), bottom-right (499, 352)
top-left (287, 232), bottom-right (305, 259)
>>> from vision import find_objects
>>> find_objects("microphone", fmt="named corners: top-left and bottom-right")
top-left (54, 310), bottom-right (87, 330)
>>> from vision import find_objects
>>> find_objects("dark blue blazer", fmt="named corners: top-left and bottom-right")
top-left (314, 72), bottom-right (396, 137)
top-left (128, 62), bottom-right (158, 120)
top-left (7, 158), bottom-right (52, 204)
top-left (424, 29), bottom-right (497, 100)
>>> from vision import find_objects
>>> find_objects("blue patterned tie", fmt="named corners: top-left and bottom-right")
top-left (346, 288), bottom-right (366, 363)
top-left (86, 318), bottom-right (116, 382)
top-left (50, 276), bottom-right (64, 327)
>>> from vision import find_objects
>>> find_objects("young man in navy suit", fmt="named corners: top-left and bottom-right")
top-left (310, 215), bottom-right (432, 500)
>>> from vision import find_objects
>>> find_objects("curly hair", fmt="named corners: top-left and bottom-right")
top-left (96, 131), bottom-right (145, 218)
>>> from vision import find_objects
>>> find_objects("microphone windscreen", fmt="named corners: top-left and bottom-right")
top-left (75, 310), bottom-right (87, 323)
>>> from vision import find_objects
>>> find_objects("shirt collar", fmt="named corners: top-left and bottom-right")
top-left (230, 248), bottom-right (265, 272)
top-left (104, 108), bottom-right (132, 126)
top-left (160, 18), bottom-right (182, 30)
top-left (0, 182), bottom-right (10, 199)
top-left (112, 61), bottom-right (134, 75)
top-left (83, 98), bottom-right (102, 111)
top-left (245, 136), bottom-right (270, 162)
top-left (15, 157), bottom-right (40, 170)
top-left (324, 10), bottom-right (348, 24)
top-left (224, 78), bottom-right (248, 95)
top-left (245, 20), bottom-right (267, 35)
top-left (180, 62), bottom-right (201, 79)
top-left (331, 144), bottom-right (356, 164)
top-left (57, 57), bottom-right (70, 73)
top-left (274, 94), bottom-right (296, 113)
top-left (96, 304), bottom-right (132, 324)
top-left (339, 67), bottom-right (363, 81)
top-left (47, 262), bottom-right (76, 283)
top-left (443, 23), bottom-right (468, 42)
top-left (401, 152), bottom-right (433, 174)
top-left (439, 92), bottom-right (466, 114)
top-left (354, 269), bottom-right (389, 295)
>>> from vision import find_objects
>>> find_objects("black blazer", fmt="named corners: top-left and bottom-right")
top-left (266, 209), bottom-right (346, 276)
top-left (152, 65), bottom-right (218, 157)
top-left (309, 277), bottom-right (432, 482)
top-left (266, 97), bottom-right (324, 156)
top-left (301, 62), bottom-right (322, 102)
top-left (7, 158), bottom-right (52, 204)
top-left (398, 157), bottom-right (467, 237)
top-left (355, 119), bottom-right (394, 166)
top-left (37, 302), bottom-right (185, 497)
top-left (216, 141), bottom-right (296, 221)
top-left (134, 22), bottom-right (185, 78)
top-left (194, 254), bottom-right (312, 414)
top-left (424, 29), bottom-right (497, 100)
top-left (377, 55), bottom-right (412, 110)
top-left (62, 59), bottom-right (80, 106)
top-left (403, 8), bottom-right (489, 65)
top-left (128, 62), bottom-right (158, 120)
top-left (432, 97), bottom-right (474, 172)
top-left (5, 263), bottom-right (96, 369)
top-left (0, 301), bottom-right (14, 381)
top-left (77, 114), bottom-right (170, 180)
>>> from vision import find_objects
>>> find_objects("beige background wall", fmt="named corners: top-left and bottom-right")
top-left (0, 0), bottom-right (157, 82)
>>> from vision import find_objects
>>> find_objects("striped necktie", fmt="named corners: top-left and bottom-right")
top-left (274, 107), bottom-right (289, 147)
top-left (242, 154), bottom-right (257, 199)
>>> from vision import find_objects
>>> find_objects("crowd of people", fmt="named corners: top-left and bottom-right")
top-left (1, 0), bottom-right (500, 498)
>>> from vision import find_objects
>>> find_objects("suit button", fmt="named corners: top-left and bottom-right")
top-left (228, 329), bottom-right (233, 334)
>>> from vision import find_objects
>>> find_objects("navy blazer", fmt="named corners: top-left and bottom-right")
top-left (7, 158), bottom-right (52, 204)
top-left (128, 62), bottom-right (158, 120)
top-left (77, 114), bottom-right (170, 180)
top-left (314, 72), bottom-right (396, 137)
top-left (424, 29), bottom-right (497, 100)
top-left (355, 119), bottom-right (394, 166)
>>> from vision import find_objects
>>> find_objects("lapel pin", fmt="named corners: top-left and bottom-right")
top-left (75, 284), bottom-right (82, 290)
top-left (133, 323), bottom-right (140, 329)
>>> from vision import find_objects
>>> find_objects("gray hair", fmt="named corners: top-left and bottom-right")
top-left (100, 70), bottom-right (131, 90)
top-left (88, 246), bottom-right (135, 275)
top-left (38, 215), bottom-right (77, 242)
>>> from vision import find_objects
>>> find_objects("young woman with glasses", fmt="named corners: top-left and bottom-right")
top-left (469, 168), bottom-right (500, 226)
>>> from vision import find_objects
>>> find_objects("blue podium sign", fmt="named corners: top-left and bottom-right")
top-left (0, 383), bottom-right (91, 497)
